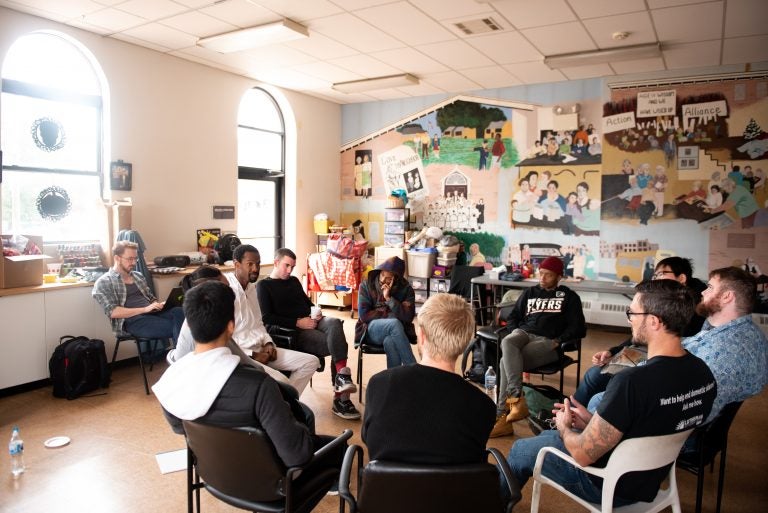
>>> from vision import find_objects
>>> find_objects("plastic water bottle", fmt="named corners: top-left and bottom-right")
top-left (9, 426), bottom-right (25, 478)
top-left (484, 366), bottom-right (497, 402)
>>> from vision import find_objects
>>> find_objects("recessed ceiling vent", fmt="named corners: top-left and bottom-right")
top-left (453, 17), bottom-right (502, 35)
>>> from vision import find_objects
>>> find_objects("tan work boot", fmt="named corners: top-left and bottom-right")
top-left (489, 413), bottom-right (515, 438)
top-left (506, 395), bottom-right (530, 423)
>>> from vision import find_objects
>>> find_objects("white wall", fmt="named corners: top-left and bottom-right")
top-left (0, 8), bottom-right (340, 274)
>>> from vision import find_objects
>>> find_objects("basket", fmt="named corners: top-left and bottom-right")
top-left (387, 196), bottom-right (405, 208)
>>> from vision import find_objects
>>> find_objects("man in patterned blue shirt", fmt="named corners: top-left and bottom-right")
top-left (683, 266), bottom-right (768, 422)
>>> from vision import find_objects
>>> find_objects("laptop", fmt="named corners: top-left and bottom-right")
top-left (156, 287), bottom-right (184, 313)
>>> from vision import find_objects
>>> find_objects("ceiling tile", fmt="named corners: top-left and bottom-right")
top-left (466, 31), bottom-right (542, 64)
top-left (66, 18), bottom-right (113, 35)
top-left (121, 22), bottom-right (199, 50)
top-left (292, 61), bottom-right (364, 82)
top-left (651, 1), bottom-right (723, 43)
top-left (159, 11), bottom-right (237, 37)
top-left (567, 0), bottom-right (646, 18)
top-left (285, 33), bottom-right (359, 60)
top-left (250, 0), bottom-right (344, 21)
top-left (610, 57), bottom-right (666, 75)
top-left (422, 70), bottom-right (482, 92)
top-left (365, 88), bottom-right (413, 100)
top-left (307, 87), bottom-right (378, 104)
top-left (329, 0), bottom-right (395, 10)
top-left (411, 0), bottom-right (493, 21)
top-left (252, 68), bottom-right (330, 90)
top-left (169, 48), bottom-right (247, 75)
top-left (724, 0), bottom-right (768, 38)
top-left (503, 60), bottom-right (567, 84)
top-left (328, 54), bottom-right (402, 77)
top-left (110, 31), bottom-right (171, 53)
top-left (461, 65), bottom-right (522, 89)
top-left (198, 0), bottom-right (274, 28)
top-left (115, 0), bottom-right (187, 20)
top-left (93, 0), bottom-right (126, 5)
top-left (237, 45), bottom-right (317, 67)
top-left (8, 0), bottom-right (103, 18)
top-left (396, 81), bottom-right (445, 96)
top-left (582, 11), bottom-right (656, 47)
top-left (560, 63), bottom-right (615, 80)
top-left (493, 0), bottom-right (577, 29)
top-left (646, 0), bottom-right (704, 7)
top-left (354, 1), bottom-right (455, 46)
top-left (522, 21), bottom-right (596, 56)
top-left (662, 40), bottom-right (721, 69)
top-left (370, 47), bottom-right (449, 74)
top-left (169, 0), bottom-right (211, 7)
top-left (82, 7), bottom-right (146, 32)
top-left (309, 12), bottom-right (404, 53)
top-left (723, 35), bottom-right (768, 65)
top-left (414, 39), bottom-right (495, 69)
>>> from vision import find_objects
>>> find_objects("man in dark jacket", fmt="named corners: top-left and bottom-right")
top-left (491, 256), bottom-right (586, 437)
top-left (355, 256), bottom-right (417, 368)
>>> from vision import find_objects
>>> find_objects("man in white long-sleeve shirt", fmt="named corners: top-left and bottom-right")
top-left (224, 244), bottom-right (317, 395)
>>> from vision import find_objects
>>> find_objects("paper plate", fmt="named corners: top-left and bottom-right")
top-left (44, 436), bottom-right (71, 448)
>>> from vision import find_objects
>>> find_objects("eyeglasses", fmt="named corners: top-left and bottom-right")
top-left (626, 309), bottom-right (653, 321)
top-left (652, 271), bottom-right (675, 279)
top-left (119, 256), bottom-right (138, 262)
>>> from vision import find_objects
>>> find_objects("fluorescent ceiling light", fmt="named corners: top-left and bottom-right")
top-left (544, 43), bottom-right (662, 69)
top-left (332, 74), bottom-right (419, 94)
top-left (197, 19), bottom-right (308, 53)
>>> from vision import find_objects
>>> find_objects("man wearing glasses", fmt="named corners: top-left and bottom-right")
top-left (571, 257), bottom-right (706, 409)
top-left (507, 280), bottom-right (715, 507)
top-left (93, 241), bottom-right (184, 344)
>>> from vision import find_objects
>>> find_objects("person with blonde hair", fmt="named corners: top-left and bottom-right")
top-left (362, 293), bottom-right (497, 466)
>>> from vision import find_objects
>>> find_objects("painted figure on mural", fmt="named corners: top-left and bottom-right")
top-left (491, 133), bottom-right (506, 169)
top-left (361, 153), bottom-right (372, 197)
top-left (475, 140), bottom-right (489, 170)
top-left (652, 165), bottom-right (668, 217)
top-left (663, 133), bottom-right (676, 168)
top-left (354, 155), bottom-right (364, 196)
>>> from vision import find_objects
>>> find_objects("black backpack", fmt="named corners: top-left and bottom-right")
top-left (49, 335), bottom-right (111, 399)
top-left (214, 233), bottom-right (242, 264)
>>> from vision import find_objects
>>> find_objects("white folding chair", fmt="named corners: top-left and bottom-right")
top-left (531, 429), bottom-right (692, 513)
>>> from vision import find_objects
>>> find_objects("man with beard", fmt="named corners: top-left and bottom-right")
top-left (507, 280), bottom-right (715, 507)
top-left (226, 244), bottom-right (318, 395)
top-left (682, 266), bottom-right (767, 422)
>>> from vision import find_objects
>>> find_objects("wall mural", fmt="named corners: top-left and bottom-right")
top-left (600, 79), bottom-right (768, 310)
top-left (340, 82), bottom-right (767, 310)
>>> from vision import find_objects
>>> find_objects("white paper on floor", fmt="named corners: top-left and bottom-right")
top-left (156, 448), bottom-right (187, 474)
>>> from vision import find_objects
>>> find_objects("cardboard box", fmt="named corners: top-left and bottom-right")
top-left (312, 291), bottom-right (352, 308)
top-left (0, 235), bottom-right (51, 289)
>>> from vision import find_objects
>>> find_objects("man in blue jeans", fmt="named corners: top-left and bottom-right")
top-left (508, 280), bottom-right (715, 507)
top-left (354, 257), bottom-right (417, 368)
top-left (93, 241), bottom-right (184, 348)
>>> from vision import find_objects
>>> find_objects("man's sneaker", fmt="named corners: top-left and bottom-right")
top-left (334, 367), bottom-right (357, 394)
top-left (326, 481), bottom-right (339, 496)
top-left (332, 398), bottom-right (361, 420)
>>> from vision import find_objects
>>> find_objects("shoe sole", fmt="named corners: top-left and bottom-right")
top-left (334, 382), bottom-right (357, 394)
top-left (332, 409), bottom-right (361, 420)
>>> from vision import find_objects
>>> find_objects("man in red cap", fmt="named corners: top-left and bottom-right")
top-left (490, 256), bottom-right (586, 437)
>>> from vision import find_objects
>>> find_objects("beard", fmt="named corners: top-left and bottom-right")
top-left (695, 296), bottom-right (722, 318)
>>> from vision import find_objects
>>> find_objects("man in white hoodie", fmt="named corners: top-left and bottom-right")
top-left (153, 281), bottom-right (315, 465)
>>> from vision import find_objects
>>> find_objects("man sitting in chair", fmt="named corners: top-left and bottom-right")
top-left (92, 241), bottom-right (184, 346)
top-left (153, 281), bottom-right (345, 477)
top-left (226, 244), bottom-right (318, 396)
top-left (363, 293), bottom-right (502, 463)
top-left (257, 247), bottom-right (360, 421)
top-left (490, 256), bottom-right (586, 438)
top-left (507, 280), bottom-right (716, 507)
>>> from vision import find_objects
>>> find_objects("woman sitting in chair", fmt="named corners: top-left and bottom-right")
top-left (355, 257), bottom-right (417, 368)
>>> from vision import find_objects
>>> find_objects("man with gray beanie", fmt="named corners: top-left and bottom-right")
top-left (490, 256), bottom-right (586, 438)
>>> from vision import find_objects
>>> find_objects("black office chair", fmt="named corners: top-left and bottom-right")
top-left (183, 420), bottom-right (352, 513)
top-left (111, 332), bottom-right (170, 395)
top-left (525, 338), bottom-right (582, 396)
top-left (677, 401), bottom-right (744, 513)
top-left (355, 334), bottom-right (387, 403)
top-left (339, 444), bottom-right (520, 513)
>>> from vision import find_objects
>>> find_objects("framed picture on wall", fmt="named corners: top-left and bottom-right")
top-left (110, 160), bottom-right (132, 191)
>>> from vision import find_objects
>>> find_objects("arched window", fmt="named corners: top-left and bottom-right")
top-left (1, 31), bottom-right (106, 242)
top-left (237, 88), bottom-right (285, 257)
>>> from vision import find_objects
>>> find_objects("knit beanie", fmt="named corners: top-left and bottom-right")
top-left (539, 256), bottom-right (564, 276)
top-left (377, 256), bottom-right (405, 277)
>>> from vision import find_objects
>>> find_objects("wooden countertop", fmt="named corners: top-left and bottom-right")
top-left (0, 264), bottom-right (237, 298)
